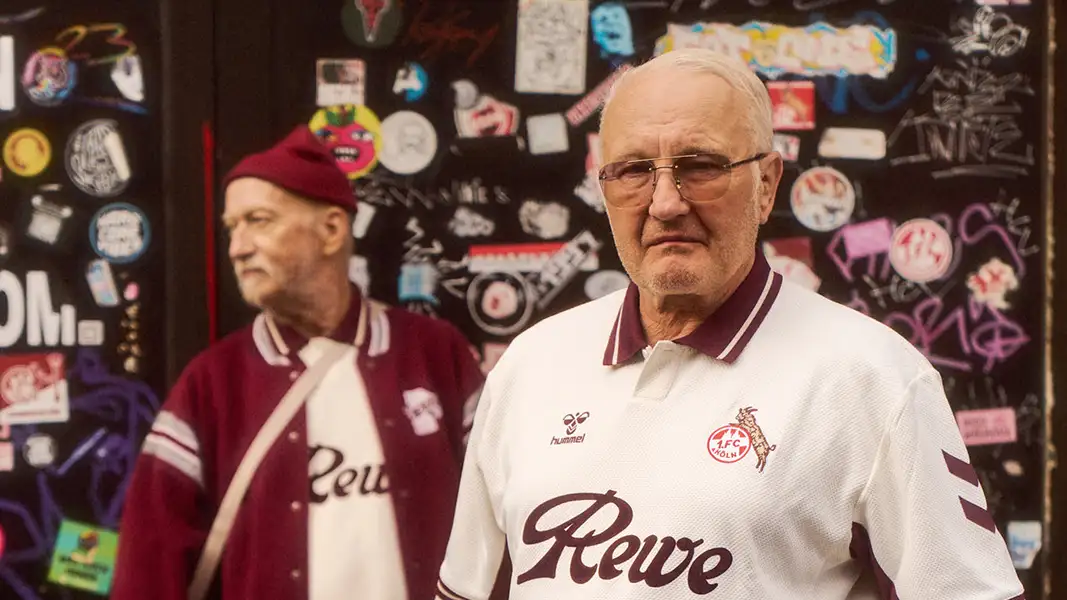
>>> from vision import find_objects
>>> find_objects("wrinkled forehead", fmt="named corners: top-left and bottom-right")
top-left (600, 69), bottom-right (750, 162)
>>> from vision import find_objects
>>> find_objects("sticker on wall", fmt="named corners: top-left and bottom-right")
top-left (763, 237), bottom-right (821, 292)
top-left (77, 320), bottom-right (104, 346)
top-left (90, 203), bottom-right (150, 264)
top-left (47, 520), bottom-right (119, 595)
top-left (790, 166), bottom-right (855, 232)
top-left (481, 342), bottom-right (509, 374)
top-left (529, 230), bottom-right (602, 310)
top-left (393, 62), bottom-right (428, 102)
top-left (0, 441), bottom-right (12, 471)
top-left (654, 21), bottom-right (897, 79)
top-left (453, 82), bottom-right (520, 138)
top-left (966, 257), bottom-right (1018, 310)
top-left (0, 354), bottom-right (69, 425)
top-left (565, 63), bottom-right (632, 127)
top-left (86, 259), bottom-right (121, 307)
top-left (378, 111), bottom-right (437, 175)
top-left (515, 0), bottom-right (589, 95)
top-left (526, 113), bottom-right (569, 155)
top-left (0, 36), bottom-right (15, 112)
top-left (123, 282), bottom-right (139, 301)
top-left (398, 262), bottom-right (439, 304)
top-left (3, 129), bottom-right (51, 177)
top-left (818, 128), bottom-right (887, 160)
top-left (309, 104), bottom-right (382, 179)
top-left (590, 2), bottom-right (634, 64)
top-left (448, 206), bottom-right (495, 238)
top-left (468, 241), bottom-right (599, 273)
top-left (28, 195), bottom-right (73, 245)
top-left (889, 218), bottom-right (953, 283)
top-left (1007, 521), bottom-right (1041, 570)
top-left (316, 58), bottom-right (366, 107)
top-left (841, 218), bottom-right (894, 259)
top-left (348, 255), bottom-right (370, 295)
top-left (21, 47), bottom-right (77, 107)
top-left (23, 432), bottom-right (56, 467)
top-left (956, 407), bottom-right (1017, 446)
top-left (772, 134), bottom-right (800, 162)
top-left (519, 200), bottom-right (570, 239)
top-left (351, 202), bottom-right (376, 239)
top-left (66, 119), bottom-right (132, 197)
top-left (341, 0), bottom-right (402, 48)
top-left (584, 269), bottom-right (629, 300)
top-left (111, 55), bottom-right (144, 103)
top-left (467, 271), bottom-right (536, 336)
top-left (768, 81), bottom-right (815, 131)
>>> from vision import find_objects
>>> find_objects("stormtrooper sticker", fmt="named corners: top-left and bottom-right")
top-left (393, 62), bottom-right (428, 102)
top-left (590, 3), bottom-right (635, 65)
top-left (790, 166), bottom-right (855, 232)
top-left (342, 0), bottom-right (403, 48)
top-left (65, 120), bottom-right (132, 197)
top-left (378, 111), bottom-right (437, 175)
top-left (90, 203), bottom-right (150, 264)
top-left (308, 104), bottom-right (382, 180)
top-left (21, 47), bottom-right (77, 107)
top-left (111, 55), bottom-right (144, 103)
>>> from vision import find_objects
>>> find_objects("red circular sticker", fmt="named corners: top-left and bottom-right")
top-left (707, 424), bottom-right (751, 463)
top-left (889, 218), bottom-right (953, 283)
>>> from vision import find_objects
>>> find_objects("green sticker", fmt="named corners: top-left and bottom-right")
top-left (46, 520), bottom-right (119, 595)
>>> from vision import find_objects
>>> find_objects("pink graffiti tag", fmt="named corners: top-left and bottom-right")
top-left (882, 296), bottom-right (1028, 373)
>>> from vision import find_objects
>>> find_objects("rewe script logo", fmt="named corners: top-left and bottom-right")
top-left (518, 490), bottom-right (732, 594)
top-left (309, 444), bottom-right (388, 504)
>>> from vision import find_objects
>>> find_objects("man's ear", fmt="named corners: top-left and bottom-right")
top-left (757, 152), bottom-right (785, 224)
top-left (319, 207), bottom-right (352, 256)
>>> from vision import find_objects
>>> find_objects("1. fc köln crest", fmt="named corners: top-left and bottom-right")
top-left (707, 407), bottom-right (777, 473)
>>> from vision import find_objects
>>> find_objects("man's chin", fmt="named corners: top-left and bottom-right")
top-left (238, 284), bottom-right (280, 310)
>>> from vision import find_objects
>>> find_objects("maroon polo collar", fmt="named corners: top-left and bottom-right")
top-left (603, 252), bottom-right (783, 366)
top-left (268, 284), bottom-right (363, 355)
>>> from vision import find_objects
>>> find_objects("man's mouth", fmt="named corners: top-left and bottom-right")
top-left (333, 146), bottom-right (361, 163)
top-left (648, 235), bottom-right (702, 246)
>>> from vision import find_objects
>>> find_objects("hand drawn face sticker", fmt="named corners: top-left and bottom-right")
top-left (66, 120), bottom-right (132, 197)
top-left (21, 47), bottom-right (77, 107)
top-left (3, 128), bottom-right (51, 177)
top-left (889, 218), bottom-right (953, 283)
top-left (341, 0), bottom-right (402, 48)
top-left (590, 3), bottom-right (635, 61)
top-left (110, 55), bottom-right (144, 103)
top-left (467, 271), bottom-right (536, 336)
top-left (790, 166), bottom-right (855, 232)
top-left (393, 62), bottom-right (428, 102)
top-left (379, 111), bottom-right (437, 175)
top-left (90, 203), bottom-right (151, 264)
top-left (308, 104), bottom-right (382, 180)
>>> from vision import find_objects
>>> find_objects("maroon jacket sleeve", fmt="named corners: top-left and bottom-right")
top-left (112, 362), bottom-right (213, 600)
top-left (435, 320), bottom-right (486, 456)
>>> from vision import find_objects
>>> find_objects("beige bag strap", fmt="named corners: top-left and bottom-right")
top-left (188, 305), bottom-right (369, 600)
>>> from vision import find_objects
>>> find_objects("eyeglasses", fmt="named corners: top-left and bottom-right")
top-left (598, 153), bottom-right (766, 208)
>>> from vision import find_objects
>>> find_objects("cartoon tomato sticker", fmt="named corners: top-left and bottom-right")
top-left (308, 104), bottom-right (382, 180)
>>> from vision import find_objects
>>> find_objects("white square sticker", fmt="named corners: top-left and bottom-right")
top-left (526, 113), bottom-right (569, 155)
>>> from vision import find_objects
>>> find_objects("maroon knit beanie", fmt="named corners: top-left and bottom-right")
top-left (222, 125), bottom-right (357, 212)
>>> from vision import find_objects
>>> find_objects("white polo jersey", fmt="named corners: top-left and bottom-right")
top-left (435, 254), bottom-right (1024, 600)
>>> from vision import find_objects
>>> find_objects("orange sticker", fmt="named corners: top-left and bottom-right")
top-left (3, 128), bottom-right (51, 176)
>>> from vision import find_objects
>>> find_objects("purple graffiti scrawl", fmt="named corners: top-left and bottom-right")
top-left (0, 348), bottom-right (159, 600)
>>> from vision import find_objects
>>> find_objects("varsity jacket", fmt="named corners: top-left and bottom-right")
top-left (111, 289), bottom-right (485, 600)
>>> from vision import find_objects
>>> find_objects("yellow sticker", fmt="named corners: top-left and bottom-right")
top-left (308, 104), bottom-right (382, 180)
top-left (3, 128), bottom-right (51, 177)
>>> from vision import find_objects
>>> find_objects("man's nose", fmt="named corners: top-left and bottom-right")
top-left (648, 168), bottom-right (690, 221)
top-left (228, 226), bottom-right (254, 261)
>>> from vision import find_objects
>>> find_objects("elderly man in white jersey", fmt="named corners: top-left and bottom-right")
top-left (434, 49), bottom-right (1025, 600)
top-left (113, 126), bottom-right (487, 600)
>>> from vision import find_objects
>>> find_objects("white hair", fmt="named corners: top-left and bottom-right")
top-left (599, 49), bottom-right (774, 154)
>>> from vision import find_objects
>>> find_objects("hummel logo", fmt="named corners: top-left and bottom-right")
top-left (551, 412), bottom-right (589, 446)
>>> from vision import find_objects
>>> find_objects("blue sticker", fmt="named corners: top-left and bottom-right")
top-left (89, 203), bottom-right (150, 264)
top-left (590, 3), bottom-right (634, 62)
top-left (398, 262), bottom-right (438, 304)
top-left (393, 62), bottom-right (428, 102)
top-left (21, 48), bottom-right (78, 107)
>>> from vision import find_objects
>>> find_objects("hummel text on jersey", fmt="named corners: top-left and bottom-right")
top-left (516, 490), bottom-right (733, 593)
top-left (551, 411), bottom-right (589, 445)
